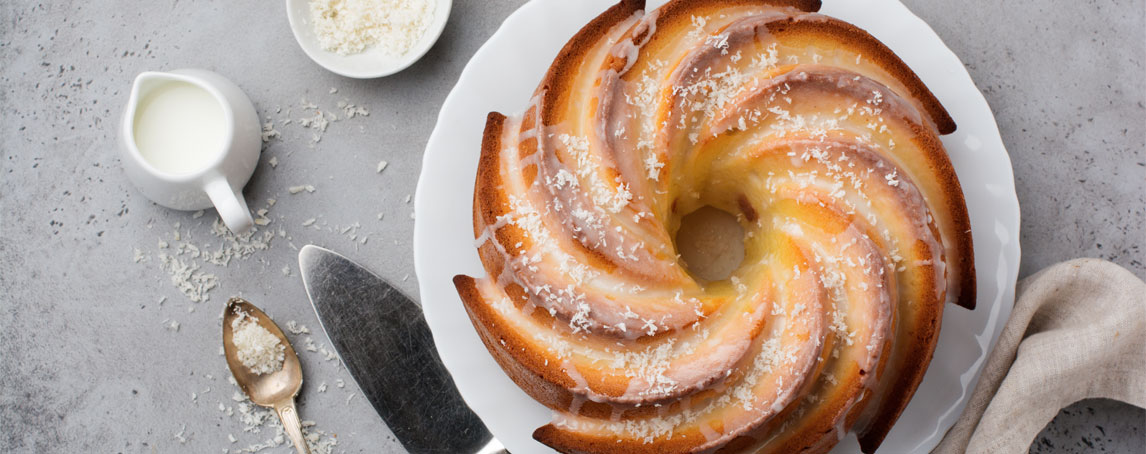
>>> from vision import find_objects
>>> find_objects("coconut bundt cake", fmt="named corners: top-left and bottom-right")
top-left (453, 1), bottom-right (975, 452)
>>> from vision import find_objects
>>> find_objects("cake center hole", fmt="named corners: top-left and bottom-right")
top-left (675, 206), bottom-right (746, 282)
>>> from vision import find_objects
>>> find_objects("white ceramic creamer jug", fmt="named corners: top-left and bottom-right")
top-left (120, 69), bottom-right (261, 234)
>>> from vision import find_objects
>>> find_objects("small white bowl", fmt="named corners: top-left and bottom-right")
top-left (285, 0), bottom-right (451, 79)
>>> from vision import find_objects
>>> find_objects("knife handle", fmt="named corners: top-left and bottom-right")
top-left (275, 399), bottom-right (311, 454)
top-left (474, 438), bottom-right (508, 454)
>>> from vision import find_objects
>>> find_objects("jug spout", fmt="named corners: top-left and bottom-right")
top-left (126, 71), bottom-right (188, 125)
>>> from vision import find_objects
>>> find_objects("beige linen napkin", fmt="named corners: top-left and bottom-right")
top-left (934, 258), bottom-right (1146, 453)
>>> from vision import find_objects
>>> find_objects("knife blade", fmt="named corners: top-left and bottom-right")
top-left (298, 245), bottom-right (501, 454)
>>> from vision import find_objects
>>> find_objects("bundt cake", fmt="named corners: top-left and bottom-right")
top-left (452, 0), bottom-right (976, 452)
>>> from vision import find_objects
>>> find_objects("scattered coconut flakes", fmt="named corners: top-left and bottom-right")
top-left (341, 101), bottom-right (369, 119)
top-left (203, 217), bottom-right (276, 266)
top-left (225, 381), bottom-right (340, 454)
top-left (174, 424), bottom-right (190, 444)
top-left (289, 185), bottom-right (316, 194)
top-left (275, 96), bottom-right (371, 146)
top-left (254, 208), bottom-right (272, 227)
top-left (318, 345), bottom-right (339, 362)
top-left (298, 109), bottom-right (331, 133)
top-left (285, 320), bottom-right (311, 335)
top-left (261, 121), bottom-right (281, 143)
top-left (376, 160), bottom-right (388, 173)
top-left (159, 253), bottom-right (217, 303)
top-left (269, 156), bottom-right (279, 168)
top-left (302, 218), bottom-right (317, 227)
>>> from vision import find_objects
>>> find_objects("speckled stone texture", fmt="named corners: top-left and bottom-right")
top-left (0, 0), bottom-right (1142, 453)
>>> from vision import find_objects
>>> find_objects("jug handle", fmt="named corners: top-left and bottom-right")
top-left (205, 177), bottom-right (254, 234)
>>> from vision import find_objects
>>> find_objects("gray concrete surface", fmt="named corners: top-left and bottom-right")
top-left (1, 0), bottom-right (1142, 453)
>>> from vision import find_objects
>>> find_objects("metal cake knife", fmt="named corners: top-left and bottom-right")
top-left (299, 245), bottom-right (506, 454)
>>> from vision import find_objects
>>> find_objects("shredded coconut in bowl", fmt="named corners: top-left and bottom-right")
top-left (232, 310), bottom-right (286, 375)
top-left (309, 0), bottom-right (436, 56)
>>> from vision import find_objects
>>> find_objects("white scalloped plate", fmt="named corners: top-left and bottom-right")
top-left (414, 1), bottom-right (1021, 452)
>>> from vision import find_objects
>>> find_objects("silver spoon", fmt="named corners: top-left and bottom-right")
top-left (222, 297), bottom-right (310, 454)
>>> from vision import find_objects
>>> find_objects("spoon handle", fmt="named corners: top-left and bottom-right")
top-left (275, 399), bottom-right (311, 454)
